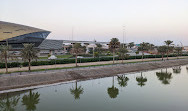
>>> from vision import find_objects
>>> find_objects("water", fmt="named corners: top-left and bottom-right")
top-left (0, 65), bottom-right (188, 111)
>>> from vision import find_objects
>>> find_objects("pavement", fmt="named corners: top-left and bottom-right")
top-left (0, 56), bottom-right (188, 74)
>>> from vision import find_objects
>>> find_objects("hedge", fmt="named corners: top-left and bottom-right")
top-left (0, 54), bottom-right (188, 68)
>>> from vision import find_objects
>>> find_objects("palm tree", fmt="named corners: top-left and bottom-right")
top-left (21, 44), bottom-right (38, 71)
top-left (0, 45), bottom-right (11, 73)
top-left (157, 46), bottom-right (167, 60)
top-left (22, 90), bottom-right (40, 111)
top-left (136, 72), bottom-right (147, 87)
top-left (118, 45), bottom-right (128, 63)
top-left (70, 82), bottom-right (84, 100)
top-left (117, 75), bottom-right (129, 87)
top-left (174, 46), bottom-right (183, 59)
top-left (156, 71), bottom-right (172, 85)
top-left (138, 42), bottom-right (150, 61)
top-left (173, 66), bottom-right (181, 74)
top-left (164, 40), bottom-right (173, 60)
top-left (0, 94), bottom-right (20, 111)
top-left (128, 42), bottom-right (135, 49)
top-left (109, 38), bottom-right (120, 64)
top-left (70, 43), bottom-right (84, 67)
top-left (107, 77), bottom-right (119, 98)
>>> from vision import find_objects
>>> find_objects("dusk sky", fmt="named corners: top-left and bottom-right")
top-left (0, 0), bottom-right (188, 45)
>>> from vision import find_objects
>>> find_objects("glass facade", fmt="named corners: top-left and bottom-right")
top-left (0, 31), bottom-right (50, 49)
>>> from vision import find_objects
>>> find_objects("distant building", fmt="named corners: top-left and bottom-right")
top-left (0, 21), bottom-right (50, 50)
top-left (38, 39), bottom-right (109, 57)
top-left (183, 46), bottom-right (188, 52)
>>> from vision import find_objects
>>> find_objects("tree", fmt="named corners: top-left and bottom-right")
top-left (174, 46), bottom-right (182, 59)
top-left (94, 43), bottom-right (102, 59)
top-left (118, 45), bottom-right (128, 63)
top-left (94, 52), bottom-right (99, 58)
top-left (70, 43), bottom-right (84, 67)
top-left (109, 38), bottom-right (120, 64)
top-left (164, 40), bottom-right (173, 60)
top-left (157, 46), bottom-right (167, 60)
top-left (0, 45), bottom-right (11, 73)
top-left (136, 72), bottom-right (147, 87)
top-left (21, 44), bottom-right (38, 71)
top-left (135, 50), bottom-right (139, 59)
top-left (70, 82), bottom-right (84, 100)
top-left (138, 42), bottom-right (150, 61)
top-left (156, 71), bottom-right (172, 85)
top-left (22, 90), bottom-right (40, 111)
top-left (128, 42), bottom-right (135, 49)
top-left (107, 77), bottom-right (119, 99)
top-left (0, 94), bottom-right (20, 111)
top-left (117, 75), bottom-right (129, 87)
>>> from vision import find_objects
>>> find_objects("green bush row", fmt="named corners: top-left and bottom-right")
top-left (0, 54), bottom-right (187, 68)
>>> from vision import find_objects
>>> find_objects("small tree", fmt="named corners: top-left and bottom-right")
top-left (157, 46), bottom-right (167, 60)
top-left (95, 43), bottom-right (102, 56)
top-left (128, 42), bottom-right (135, 49)
top-left (174, 46), bottom-right (183, 59)
top-left (138, 42), bottom-right (150, 61)
top-left (118, 45), bottom-right (128, 63)
top-left (164, 40), bottom-right (173, 60)
top-left (135, 50), bottom-right (139, 59)
top-left (21, 44), bottom-right (38, 71)
top-left (70, 43), bottom-right (84, 67)
top-left (109, 38), bottom-right (120, 64)
top-left (0, 45), bottom-right (11, 73)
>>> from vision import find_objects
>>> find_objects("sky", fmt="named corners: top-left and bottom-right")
top-left (0, 0), bottom-right (188, 45)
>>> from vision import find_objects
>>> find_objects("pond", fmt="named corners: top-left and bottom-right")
top-left (0, 65), bottom-right (188, 111)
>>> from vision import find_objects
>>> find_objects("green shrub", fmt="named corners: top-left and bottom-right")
top-left (0, 54), bottom-right (188, 68)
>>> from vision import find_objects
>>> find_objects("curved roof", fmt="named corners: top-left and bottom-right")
top-left (0, 21), bottom-right (50, 41)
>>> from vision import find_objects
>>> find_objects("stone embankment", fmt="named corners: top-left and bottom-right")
top-left (0, 59), bottom-right (188, 91)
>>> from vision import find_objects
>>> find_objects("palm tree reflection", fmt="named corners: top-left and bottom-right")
top-left (0, 93), bottom-right (20, 111)
top-left (117, 75), bottom-right (129, 87)
top-left (156, 69), bottom-right (172, 85)
top-left (22, 90), bottom-right (40, 111)
top-left (136, 72), bottom-right (147, 87)
top-left (70, 82), bottom-right (84, 100)
top-left (107, 77), bottom-right (119, 99)
top-left (173, 66), bottom-right (181, 74)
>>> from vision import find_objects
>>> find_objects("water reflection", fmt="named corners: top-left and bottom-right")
top-left (107, 77), bottom-right (119, 99)
top-left (0, 93), bottom-right (20, 111)
top-left (136, 72), bottom-right (147, 87)
top-left (173, 66), bottom-right (181, 74)
top-left (156, 69), bottom-right (172, 85)
top-left (70, 82), bottom-right (84, 100)
top-left (117, 75), bottom-right (129, 87)
top-left (22, 90), bottom-right (40, 111)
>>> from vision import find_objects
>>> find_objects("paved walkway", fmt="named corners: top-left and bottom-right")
top-left (0, 56), bottom-right (188, 73)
